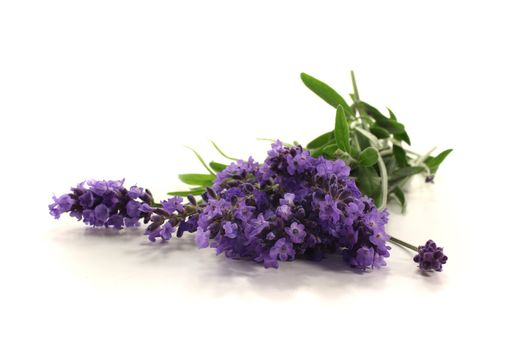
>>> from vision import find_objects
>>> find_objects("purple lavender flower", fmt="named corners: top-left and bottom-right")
top-left (223, 221), bottom-right (238, 239)
top-left (269, 238), bottom-right (295, 261)
top-left (49, 180), bottom-right (155, 229)
top-left (413, 240), bottom-right (448, 272)
top-left (195, 227), bottom-right (210, 248)
top-left (319, 194), bottom-right (342, 223)
top-left (49, 194), bottom-right (75, 219)
top-left (285, 222), bottom-right (306, 244)
top-left (161, 197), bottom-right (184, 214)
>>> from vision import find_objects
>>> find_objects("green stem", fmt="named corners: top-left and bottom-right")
top-left (351, 70), bottom-right (360, 101)
top-left (211, 141), bottom-right (238, 161)
top-left (377, 152), bottom-right (389, 210)
top-left (389, 235), bottom-right (418, 252)
top-left (396, 146), bottom-right (436, 191)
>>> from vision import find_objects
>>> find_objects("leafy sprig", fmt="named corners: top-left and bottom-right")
top-left (171, 71), bottom-right (452, 213)
top-left (301, 71), bottom-right (452, 211)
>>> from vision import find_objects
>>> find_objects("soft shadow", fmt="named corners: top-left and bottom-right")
top-left (124, 236), bottom-right (391, 299)
top-left (51, 227), bottom-right (434, 299)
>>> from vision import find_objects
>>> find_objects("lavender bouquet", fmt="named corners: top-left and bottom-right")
top-left (49, 72), bottom-right (450, 273)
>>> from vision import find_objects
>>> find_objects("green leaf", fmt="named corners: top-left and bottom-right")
top-left (211, 141), bottom-right (237, 161)
top-left (300, 73), bottom-right (354, 116)
top-left (186, 147), bottom-right (215, 175)
top-left (349, 145), bottom-right (360, 159)
top-left (388, 108), bottom-right (411, 145)
top-left (358, 147), bottom-right (379, 167)
top-left (167, 187), bottom-right (207, 196)
top-left (394, 132), bottom-right (411, 145)
top-left (354, 126), bottom-right (379, 146)
top-left (393, 145), bottom-right (409, 168)
top-left (357, 166), bottom-right (382, 206)
top-left (370, 125), bottom-right (390, 139)
top-left (311, 143), bottom-right (338, 158)
top-left (389, 166), bottom-right (425, 182)
top-left (306, 131), bottom-right (334, 149)
top-left (358, 102), bottom-right (405, 135)
top-left (387, 108), bottom-right (398, 120)
top-left (209, 161), bottom-right (227, 172)
top-left (391, 187), bottom-right (407, 213)
top-left (178, 173), bottom-right (215, 187)
top-left (334, 105), bottom-right (351, 154)
top-left (425, 149), bottom-right (453, 173)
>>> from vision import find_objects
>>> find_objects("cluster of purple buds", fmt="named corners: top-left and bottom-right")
top-left (193, 141), bottom-right (391, 269)
top-left (48, 179), bottom-right (200, 243)
top-left (49, 179), bottom-right (155, 229)
top-left (413, 240), bottom-right (448, 272)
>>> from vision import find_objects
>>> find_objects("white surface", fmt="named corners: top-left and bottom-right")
top-left (0, 1), bottom-right (523, 349)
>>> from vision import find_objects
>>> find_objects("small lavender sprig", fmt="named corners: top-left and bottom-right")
top-left (49, 179), bottom-right (155, 229)
top-left (389, 236), bottom-right (448, 272)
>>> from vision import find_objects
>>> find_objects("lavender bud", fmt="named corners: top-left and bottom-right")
top-left (187, 194), bottom-right (197, 206)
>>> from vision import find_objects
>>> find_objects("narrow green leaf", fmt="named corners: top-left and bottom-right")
top-left (387, 108), bottom-right (398, 120)
top-left (186, 147), bottom-right (215, 175)
top-left (167, 187), bottom-right (207, 196)
top-left (393, 145), bottom-right (409, 168)
top-left (370, 125), bottom-right (390, 139)
top-left (300, 73), bottom-right (354, 116)
top-left (334, 105), bottom-right (351, 153)
top-left (211, 141), bottom-right (237, 161)
top-left (425, 149), bottom-right (453, 173)
top-left (354, 127), bottom-right (379, 147)
top-left (358, 147), bottom-right (379, 167)
top-left (358, 101), bottom-right (405, 134)
top-left (310, 143), bottom-right (338, 158)
top-left (391, 187), bottom-right (407, 213)
top-left (389, 166), bottom-right (425, 182)
top-left (306, 131), bottom-right (334, 149)
top-left (388, 108), bottom-right (411, 145)
top-left (357, 166), bottom-right (382, 206)
top-left (349, 145), bottom-right (360, 159)
top-left (209, 161), bottom-right (227, 172)
top-left (178, 173), bottom-right (215, 186)
top-left (394, 132), bottom-right (411, 145)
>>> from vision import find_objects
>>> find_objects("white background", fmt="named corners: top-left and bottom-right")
top-left (1, 1), bottom-right (523, 349)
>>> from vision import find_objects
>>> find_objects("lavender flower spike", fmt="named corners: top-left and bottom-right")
top-left (49, 179), bottom-right (154, 229)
